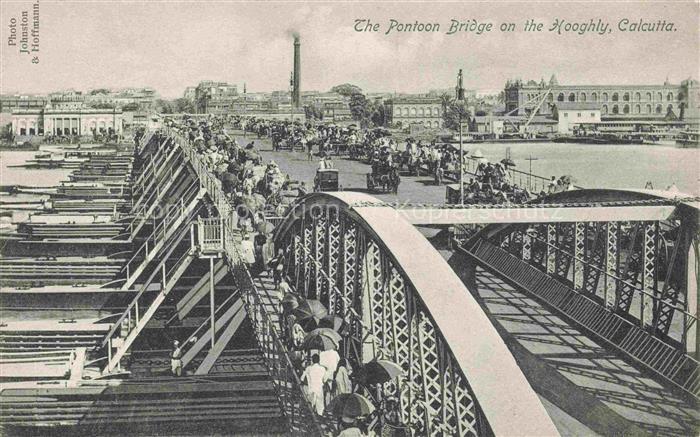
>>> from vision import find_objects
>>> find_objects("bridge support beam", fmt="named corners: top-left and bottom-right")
top-left (195, 300), bottom-right (247, 375)
top-left (275, 192), bottom-right (561, 436)
top-left (173, 259), bottom-right (227, 322)
top-left (687, 234), bottom-right (698, 356)
top-left (641, 222), bottom-right (658, 328)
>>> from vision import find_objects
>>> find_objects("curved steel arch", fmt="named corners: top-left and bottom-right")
top-left (464, 188), bottom-right (700, 398)
top-left (475, 187), bottom-right (699, 246)
top-left (537, 188), bottom-right (698, 213)
top-left (275, 192), bottom-right (559, 436)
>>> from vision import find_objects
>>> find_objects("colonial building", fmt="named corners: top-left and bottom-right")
top-left (47, 90), bottom-right (86, 109)
top-left (85, 88), bottom-right (156, 110)
top-left (322, 101), bottom-right (352, 121)
top-left (230, 97), bottom-right (274, 113)
top-left (11, 104), bottom-right (123, 136)
top-left (385, 96), bottom-right (443, 129)
top-left (505, 76), bottom-right (699, 121)
top-left (183, 87), bottom-right (197, 101)
top-left (0, 94), bottom-right (47, 113)
top-left (553, 102), bottom-right (601, 133)
top-left (302, 91), bottom-right (345, 106)
top-left (194, 81), bottom-right (238, 114)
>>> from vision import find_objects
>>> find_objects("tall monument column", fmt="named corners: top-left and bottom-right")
top-left (292, 35), bottom-right (301, 108)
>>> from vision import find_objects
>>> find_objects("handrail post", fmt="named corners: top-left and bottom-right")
top-left (190, 221), bottom-right (196, 250)
top-left (210, 257), bottom-right (216, 348)
top-left (220, 216), bottom-right (225, 251)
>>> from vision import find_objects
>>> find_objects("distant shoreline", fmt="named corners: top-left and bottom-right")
top-left (0, 144), bottom-right (41, 152)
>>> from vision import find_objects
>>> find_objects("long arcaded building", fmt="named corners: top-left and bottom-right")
top-left (505, 75), bottom-right (700, 121)
top-left (11, 106), bottom-right (123, 136)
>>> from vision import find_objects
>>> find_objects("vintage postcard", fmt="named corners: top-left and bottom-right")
top-left (0, 0), bottom-right (698, 436)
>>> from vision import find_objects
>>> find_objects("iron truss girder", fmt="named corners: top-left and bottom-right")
top-left (288, 209), bottom-right (482, 435)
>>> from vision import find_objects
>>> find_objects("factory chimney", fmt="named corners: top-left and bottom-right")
top-left (292, 35), bottom-right (301, 108)
top-left (456, 69), bottom-right (465, 101)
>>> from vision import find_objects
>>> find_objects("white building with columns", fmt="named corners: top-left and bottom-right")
top-left (11, 105), bottom-right (123, 136)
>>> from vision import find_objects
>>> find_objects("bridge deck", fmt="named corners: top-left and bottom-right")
top-left (467, 263), bottom-right (700, 435)
top-left (245, 132), bottom-right (448, 204)
top-left (248, 131), bottom-right (689, 227)
top-left (396, 204), bottom-right (678, 224)
top-left (139, 127), bottom-right (699, 436)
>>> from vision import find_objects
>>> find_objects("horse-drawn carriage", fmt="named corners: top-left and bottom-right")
top-left (366, 163), bottom-right (400, 194)
top-left (274, 135), bottom-right (300, 151)
top-left (314, 168), bottom-right (339, 192)
top-left (399, 150), bottom-right (426, 176)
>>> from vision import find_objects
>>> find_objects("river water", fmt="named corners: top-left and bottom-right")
top-left (1, 143), bottom-right (698, 195)
top-left (0, 151), bottom-right (73, 225)
top-left (467, 142), bottom-right (699, 195)
top-left (0, 150), bottom-right (74, 187)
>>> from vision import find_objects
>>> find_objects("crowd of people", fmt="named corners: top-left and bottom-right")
top-left (161, 114), bottom-right (405, 435)
top-left (164, 114), bottom-right (291, 230)
top-left (460, 161), bottom-right (533, 204)
top-left (547, 175), bottom-right (577, 194)
top-left (275, 277), bottom-right (407, 436)
top-left (158, 113), bottom-right (575, 436)
top-left (234, 115), bottom-right (567, 204)
top-left (265, 242), bottom-right (407, 435)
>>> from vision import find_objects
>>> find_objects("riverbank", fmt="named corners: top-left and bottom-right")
top-left (0, 143), bottom-right (41, 151)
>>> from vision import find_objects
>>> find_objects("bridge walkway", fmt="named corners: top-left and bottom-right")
top-left (461, 261), bottom-right (699, 436)
top-left (246, 269), bottom-right (336, 430)
top-left (168, 125), bottom-right (672, 434)
top-left (237, 132), bottom-right (448, 204)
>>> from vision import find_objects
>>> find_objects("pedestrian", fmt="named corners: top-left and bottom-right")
top-left (297, 181), bottom-right (309, 197)
top-left (268, 248), bottom-right (285, 287)
top-left (319, 344), bottom-right (341, 403)
top-left (278, 278), bottom-right (292, 301)
top-left (307, 141), bottom-right (314, 161)
top-left (286, 314), bottom-right (298, 349)
top-left (301, 353), bottom-right (327, 415)
top-left (332, 358), bottom-right (352, 397)
top-left (338, 417), bottom-right (365, 437)
top-left (435, 166), bottom-right (444, 186)
top-left (292, 318), bottom-right (306, 350)
top-left (278, 278), bottom-right (292, 316)
top-left (381, 396), bottom-right (409, 437)
top-left (171, 340), bottom-right (183, 376)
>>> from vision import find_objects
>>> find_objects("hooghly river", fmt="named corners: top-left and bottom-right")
top-left (1, 142), bottom-right (698, 194)
top-left (0, 150), bottom-right (74, 187)
top-left (467, 142), bottom-right (699, 195)
top-left (0, 151), bottom-right (73, 224)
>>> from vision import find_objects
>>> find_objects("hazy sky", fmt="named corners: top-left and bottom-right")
top-left (1, 1), bottom-right (698, 98)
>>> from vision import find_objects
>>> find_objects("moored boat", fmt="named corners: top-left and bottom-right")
top-left (676, 130), bottom-right (700, 148)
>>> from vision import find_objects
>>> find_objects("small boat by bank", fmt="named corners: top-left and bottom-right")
top-left (49, 198), bottom-right (129, 213)
top-left (24, 151), bottom-right (89, 169)
top-left (553, 133), bottom-right (646, 145)
top-left (676, 130), bottom-right (700, 148)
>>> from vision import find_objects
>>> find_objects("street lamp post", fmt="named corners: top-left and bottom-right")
top-left (459, 115), bottom-right (464, 205)
top-left (456, 68), bottom-right (466, 205)
top-left (525, 154), bottom-right (539, 191)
